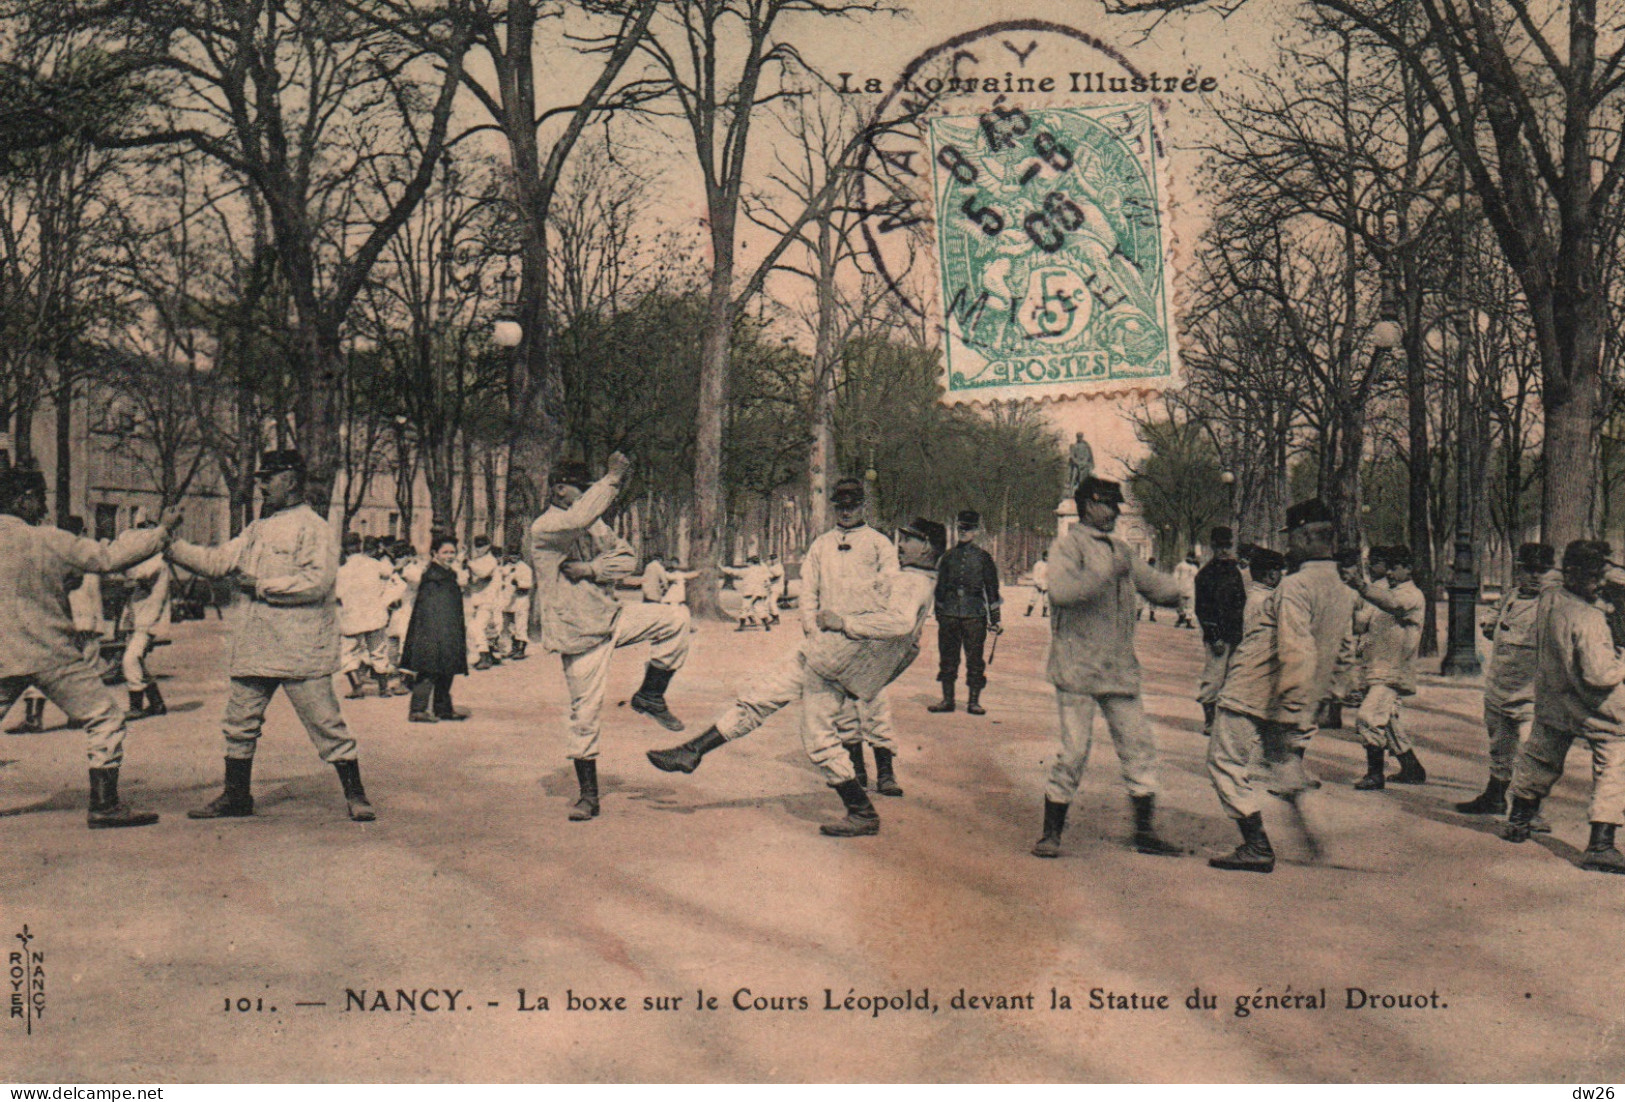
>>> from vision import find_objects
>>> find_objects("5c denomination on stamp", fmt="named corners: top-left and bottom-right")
top-left (929, 102), bottom-right (1179, 400)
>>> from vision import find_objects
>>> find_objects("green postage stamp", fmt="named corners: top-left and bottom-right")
top-left (928, 103), bottom-right (1179, 401)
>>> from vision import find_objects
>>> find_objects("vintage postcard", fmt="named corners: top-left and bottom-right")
top-left (2, 0), bottom-right (1621, 1086)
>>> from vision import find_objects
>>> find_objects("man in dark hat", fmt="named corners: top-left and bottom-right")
top-left (1031, 477), bottom-right (1185, 861)
top-left (167, 449), bottom-right (377, 823)
top-left (1206, 498), bottom-right (1355, 872)
top-left (1193, 525), bottom-right (1246, 737)
top-left (1459, 542), bottom-right (1557, 817)
top-left (0, 468), bottom-right (180, 827)
top-left (798, 476), bottom-right (905, 796)
top-left (1349, 544), bottom-right (1429, 790)
top-left (647, 519), bottom-right (946, 837)
top-left (929, 509), bottom-right (1002, 715)
top-left (527, 453), bottom-right (690, 821)
top-left (1503, 540), bottom-right (1625, 873)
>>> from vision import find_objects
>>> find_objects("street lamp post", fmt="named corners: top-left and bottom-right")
top-left (1440, 162), bottom-right (1481, 678)
top-left (1440, 309), bottom-right (1482, 677)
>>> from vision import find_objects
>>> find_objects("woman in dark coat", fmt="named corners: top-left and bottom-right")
top-left (400, 535), bottom-right (469, 722)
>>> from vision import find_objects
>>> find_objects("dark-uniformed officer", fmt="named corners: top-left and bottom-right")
top-left (1193, 526), bottom-right (1246, 736)
top-left (928, 510), bottom-right (1002, 715)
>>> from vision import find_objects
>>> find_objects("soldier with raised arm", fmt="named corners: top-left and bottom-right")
top-left (0, 468), bottom-right (180, 827)
top-left (1031, 477), bottom-right (1185, 861)
top-left (528, 454), bottom-right (690, 821)
top-left (168, 450), bottom-right (376, 823)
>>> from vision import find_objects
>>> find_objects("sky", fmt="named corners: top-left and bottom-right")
top-left (493, 0), bottom-right (1299, 479)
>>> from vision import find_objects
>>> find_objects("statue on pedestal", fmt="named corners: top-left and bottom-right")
top-left (1066, 433), bottom-right (1095, 495)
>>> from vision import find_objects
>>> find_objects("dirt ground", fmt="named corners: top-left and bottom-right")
top-left (3, 597), bottom-right (1623, 1083)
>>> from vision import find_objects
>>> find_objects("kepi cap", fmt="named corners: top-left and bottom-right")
top-left (256, 449), bottom-right (306, 478)
top-left (1210, 525), bottom-right (1234, 548)
top-left (957, 509), bottom-right (981, 529)
top-left (1249, 547), bottom-right (1286, 573)
top-left (1281, 498), bottom-right (1334, 532)
top-left (897, 517), bottom-right (947, 553)
top-left (1563, 539), bottom-right (1612, 574)
top-left (831, 478), bottom-right (866, 508)
top-left (1517, 542), bottom-right (1555, 573)
top-left (1075, 477), bottom-right (1124, 507)
top-left (0, 467), bottom-right (46, 505)
top-left (550, 461), bottom-right (594, 489)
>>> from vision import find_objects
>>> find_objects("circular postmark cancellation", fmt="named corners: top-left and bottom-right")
top-left (851, 21), bottom-right (1188, 405)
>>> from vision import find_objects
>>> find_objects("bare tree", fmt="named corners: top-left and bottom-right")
top-left (636, 0), bottom-right (898, 615)
top-left (1113, 0), bottom-right (1625, 548)
top-left (48, 0), bottom-right (475, 514)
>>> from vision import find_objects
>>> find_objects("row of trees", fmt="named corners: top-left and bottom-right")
top-left (1127, 0), bottom-right (1625, 658)
top-left (0, 0), bottom-right (1067, 601)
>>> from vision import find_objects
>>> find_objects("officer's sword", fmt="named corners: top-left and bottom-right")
top-left (987, 627), bottom-right (999, 666)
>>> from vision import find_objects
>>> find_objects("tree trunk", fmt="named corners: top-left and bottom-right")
top-left (1404, 323), bottom-right (1437, 655)
top-left (688, 238), bottom-right (736, 619)
top-left (808, 216), bottom-right (839, 538)
top-left (54, 366), bottom-right (72, 522)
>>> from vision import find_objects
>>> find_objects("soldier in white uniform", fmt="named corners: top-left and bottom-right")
top-left (722, 556), bottom-right (775, 630)
top-left (1205, 499), bottom-right (1356, 873)
top-left (501, 550), bottom-right (534, 660)
top-left (466, 536), bottom-right (502, 669)
top-left (528, 455), bottom-right (690, 821)
top-left (1458, 543), bottom-right (1556, 817)
top-left (0, 469), bottom-right (179, 826)
top-left (336, 532), bottom-right (397, 698)
top-left (167, 450), bottom-right (375, 823)
top-left (1504, 540), bottom-right (1625, 874)
top-left (647, 518), bottom-right (946, 836)
top-left (1350, 545), bottom-right (1429, 790)
top-left (121, 510), bottom-right (173, 718)
top-left (799, 477), bottom-right (903, 795)
top-left (1172, 553), bottom-right (1199, 629)
top-left (385, 541), bottom-right (422, 690)
top-left (1031, 478), bottom-right (1185, 860)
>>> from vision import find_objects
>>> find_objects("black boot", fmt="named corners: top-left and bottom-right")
top-left (1031, 799), bottom-right (1069, 858)
top-left (344, 671), bottom-right (367, 699)
top-left (127, 689), bottom-right (151, 719)
top-left (1581, 822), bottom-right (1625, 874)
top-left (407, 676), bottom-right (437, 722)
top-left (846, 742), bottom-right (868, 789)
top-left (630, 664), bottom-right (684, 731)
top-left (1201, 702), bottom-right (1216, 738)
top-left (373, 670), bottom-right (392, 698)
top-left (1504, 794), bottom-right (1541, 843)
top-left (873, 747), bottom-right (903, 797)
top-left (189, 757), bottom-right (255, 818)
top-left (927, 683), bottom-right (955, 713)
top-left (819, 778), bottom-right (879, 837)
top-left (569, 758), bottom-right (599, 821)
top-left (1456, 776), bottom-right (1508, 815)
top-left (1389, 750), bottom-right (1427, 785)
top-left (966, 688), bottom-right (986, 716)
top-left (1208, 811), bottom-right (1275, 872)
top-left (510, 640), bottom-right (528, 661)
top-left (9, 697), bottom-right (43, 734)
top-left (1131, 794), bottom-right (1182, 856)
top-left (334, 759), bottom-right (376, 821)
top-left (1353, 745), bottom-right (1386, 790)
top-left (144, 684), bottom-right (167, 716)
top-left (647, 726), bottom-right (726, 774)
top-left (87, 767), bottom-right (160, 829)
top-left (1320, 701), bottom-right (1343, 729)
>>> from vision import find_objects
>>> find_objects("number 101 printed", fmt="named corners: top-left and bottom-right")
top-left (928, 103), bottom-right (1179, 399)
